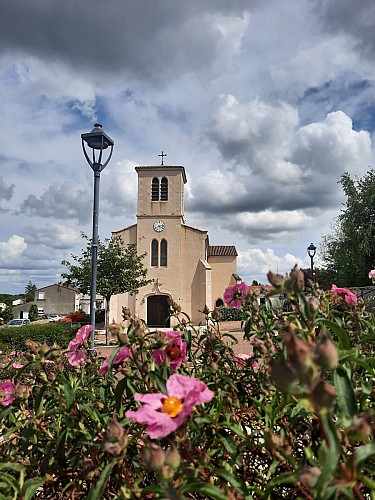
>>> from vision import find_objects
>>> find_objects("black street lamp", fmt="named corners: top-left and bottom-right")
top-left (81, 124), bottom-right (114, 350)
top-left (307, 242), bottom-right (317, 283)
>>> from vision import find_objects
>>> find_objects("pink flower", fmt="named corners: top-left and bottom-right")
top-left (331, 285), bottom-right (358, 304)
top-left (99, 346), bottom-right (132, 374)
top-left (12, 362), bottom-right (24, 369)
top-left (66, 349), bottom-right (86, 367)
top-left (0, 379), bottom-right (15, 406)
top-left (152, 331), bottom-right (187, 371)
top-left (126, 374), bottom-right (214, 439)
top-left (66, 325), bottom-right (93, 367)
top-left (223, 283), bottom-right (250, 308)
top-left (369, 270), bottom-right (375, 281)
top-left (234, 353), bottom-right (253, 369)
top-left (68, 324), bottom-right (92, 351)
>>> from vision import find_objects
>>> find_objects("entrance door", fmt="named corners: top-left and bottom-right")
top-left (147, 295), bottom-right (170, 327)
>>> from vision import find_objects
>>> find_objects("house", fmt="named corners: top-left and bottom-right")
top-left (110, 162), bottom-right (238, 326)
top-left (11, 284), bottom-right (104, 319)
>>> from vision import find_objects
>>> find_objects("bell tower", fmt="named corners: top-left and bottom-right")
top-left (135, 164), bottom-right (187, 222)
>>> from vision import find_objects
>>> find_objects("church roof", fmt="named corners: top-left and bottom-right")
top-left (208, 245), bottom-right (238, 257)
top-left (135, 165), bottom-right (187, 183)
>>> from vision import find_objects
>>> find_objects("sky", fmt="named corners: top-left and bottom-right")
top-left (0, 0), bottom-right (374, 294)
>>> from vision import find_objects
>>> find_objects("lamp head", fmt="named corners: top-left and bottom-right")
top-left (81, 123), bottom-right (114, 150)
top-left (307, 243), bottom-right (317, 257)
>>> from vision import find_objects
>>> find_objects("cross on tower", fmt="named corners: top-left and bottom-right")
top-left (158, 150), bottom-right (167, 165)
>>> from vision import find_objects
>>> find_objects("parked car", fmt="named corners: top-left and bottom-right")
top-left (48, 314), bottom-right (63, 322)
top-left (6, 319), bottom-right (31, 327)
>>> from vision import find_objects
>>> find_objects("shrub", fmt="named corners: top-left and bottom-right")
top-left (0, 323), bottom-right (72, 351)
top-left (28, 303), bottom-right (39, 322)
top-left (0, 268), bottom-right (374, 498)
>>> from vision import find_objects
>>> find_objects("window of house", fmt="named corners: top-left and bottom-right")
top-left (160, 239), bottom-right (167, 267)
top-left (38, 292), bottom-right (45, 300)
top-left (38, 307), bottom-right (44, 314)
top-left (215, 298), bottom-right (224, 308)
top-left (152, 177), bottom-right (159, 201)
top-left (151, 239), bottom-right (159, 266)
top-left (160, 177), bottom-right (168, 201)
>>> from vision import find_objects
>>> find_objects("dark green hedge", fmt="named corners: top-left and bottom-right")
top-left (218, 306), bottom-right (244, 322)
top-left (0, 323), bottom-right (73, 351)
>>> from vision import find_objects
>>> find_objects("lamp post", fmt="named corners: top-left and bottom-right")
top-left (307, 242), bottom-right (317, 283)
top-left (81, 124), bottom-right (114, 351)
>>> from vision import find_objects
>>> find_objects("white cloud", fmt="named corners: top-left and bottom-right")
top-left (237, 248), bottom-right (306, 284)
top-left (0, 235), bottom-right (27, 265)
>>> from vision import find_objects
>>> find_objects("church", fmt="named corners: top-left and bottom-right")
top-left (109, 160), bottom-right (238, 327)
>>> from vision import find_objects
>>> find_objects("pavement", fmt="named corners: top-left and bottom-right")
top-left (95, 321), bottom-right (254, 357)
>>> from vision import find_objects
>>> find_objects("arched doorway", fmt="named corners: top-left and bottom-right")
top-left (147, 295), bottom-right (170, 327)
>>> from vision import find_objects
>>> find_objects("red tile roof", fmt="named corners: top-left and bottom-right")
top-left (208, 245), bottom-right (238, 257)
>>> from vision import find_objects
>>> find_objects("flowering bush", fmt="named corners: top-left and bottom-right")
top-left (0, 268), bottom-right (374, 498)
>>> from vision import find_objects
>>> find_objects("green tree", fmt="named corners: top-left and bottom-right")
top-left (24, 281), bottom-right (37, 303)
top-left (61, 234), bottom-right (152, 330)
top-left (322, 169), bottom-right (375, 286)
top-left (2, 305), bottom-right (13, 323)
top-left (28, 304), bottom-right (39, 322)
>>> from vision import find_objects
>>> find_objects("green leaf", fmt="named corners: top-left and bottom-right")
top-left (354, 443), bottom-right (375, 468)
top-left (263, 472), bottom-right (299, 498)
top-left (87, 462), bottom-right (114, 500)
top-left (34, 385), bottom-right (48, 416)
top-left (215, 468), bottom-right (247, 495)
top-left (0, 472), bottom-right (20, 493)
top-left (55, 428), bottom-right (67, 466)
top-left (360, 474), bottom-right (375, 493)
top-left (318, 319), bottom-right (350, 349)
top-left (334, 366), bottom-right (357, 419)
top-left (0, 462), bottom-right (25, 473)
top-left (181, 481), bottom-right (227, 500)
top-left (218, 431), bottom-right (237, 454)
top-left (61, 380), bottom-right (74, 410)
top-left (114, 376), bottom-right (128, 414)
top-left (21, 477), bottom-right (45, 500)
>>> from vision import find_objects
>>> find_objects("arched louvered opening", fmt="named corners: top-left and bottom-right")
top-left (160, 177), bottom-right (168, 201)
top-left (160, 239), bottom-right (167, 267)
top-left (151, 239), bottom-right (159, 267)
top-left (152, 177), bottom-right (159, 201)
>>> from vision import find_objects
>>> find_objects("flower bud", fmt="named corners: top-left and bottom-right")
top-left (309, 380), bottom-right (336, 409)
top-left (265, 429), bottom-right (283, 449)
top-left (164, 444), bottom-right (180, 470)
top-left (103, 415), bottom-right (127, 456)
top-left (283, 332), bottom-right (312, 374)
top-left (269, 359), bottom-right (297, 391)
top-left (308, 297), bottom-right (319, 312)
top-left (267, 271), bottom-right (285, 288)
top-left (288, 265), bottom-right (304, 293)
top-left (314, 335), bottom-right (338, 370)
top-left (142, 442), bottom-right (166, 471)
top-left (349, 412), bottom-right (375, 438)
top-left (121, 307), bottom-right (132, 321)
top-left (202, 304), bottom-right (210, 316)
top-left (299, 467), bottom-right (321, 489)
top-left (211, 307), bottom-right (221, 321)
top-left (25, 339), bottom-right (41, 354)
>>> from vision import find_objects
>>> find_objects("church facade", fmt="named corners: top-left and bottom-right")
top-left (109, 163), bottom-right (238, 326)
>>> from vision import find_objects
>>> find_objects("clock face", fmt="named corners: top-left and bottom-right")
top-left (153, 220), bottom-right (165, 232)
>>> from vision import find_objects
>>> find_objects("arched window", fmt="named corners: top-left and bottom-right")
top-left (215, 298), bottom-right (224, 308)
top-left (160, 239), bottom-right (167, 267)
top-left (160, 177), bottom-right (168, 201)
top-left (151, 177), bottom-right (159, 201)
top-left (151, 239), bottom-right (158, 266)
